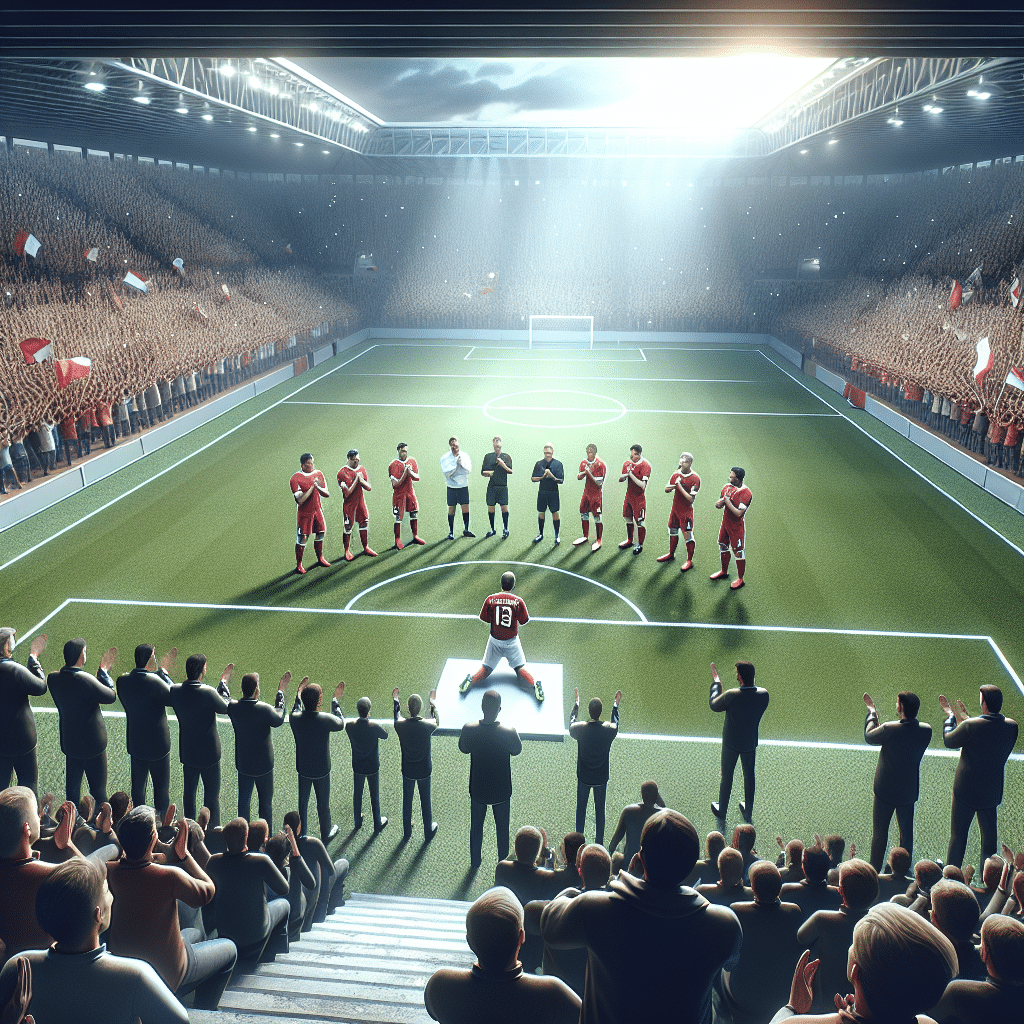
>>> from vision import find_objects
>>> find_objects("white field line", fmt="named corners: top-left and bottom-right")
top-left (638, 349), bottom-right (647, 362)
top-left (345, 373), bottom-right (763, 384)
top-left (758, 349), bottom-right (1024, 559)
top-left (284, 399), bottom-right (839, 418)
top-left (0, 346), bottom-right (379, 573)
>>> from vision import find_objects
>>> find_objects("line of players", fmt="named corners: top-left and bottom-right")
top-left (289, 440), bottom-right (753, 590)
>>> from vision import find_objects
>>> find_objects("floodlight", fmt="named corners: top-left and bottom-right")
top-left (133, 96), bottom-right (151, 105)
top-left (176, 106), bottom-right (188, 114)
top-left (202, 113), bottom-right (213, 121)
top-left (84, 81), bottom-right (105, 92)
top-left (218, 65), bottom-right (235, 77)
top-left (248, 126), bottom-right (257, 132)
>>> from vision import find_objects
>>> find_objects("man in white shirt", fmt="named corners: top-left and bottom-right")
top-left (440, 436), bottom-right (475, 539)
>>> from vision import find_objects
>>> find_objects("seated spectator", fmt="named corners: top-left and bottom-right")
top-left (246, 818), bottom-right (269, 853)
top-left (495, 825), bottom-right (558, 972)
top-left (732, 823), bottom-right (762, 880)
top-left (265, 826), bottom-right (316, 943)
top-left (0, 856), bottom-right (189, 1023)
top-left (205, 817), bottom-right (289, 963)
top-left (970, 854), bottom-right (1006, 909)
top-left (875, 846), bottom-right (914, 902)
top-left (697, 847), bottom-right (753, 907)
top-left (282, 810), bottom-right (349, 927)
top-left (685, 830), bottom-right (727, 887)
top-left (606, 780), bottom-right (664, 870)
top-left (423, 886), bottom-right (580, 1024)
top-left (547, 832), bottom-right (585, 893)
top-left (895, 859), bottom-right (944, 916)
top-left (542, 809), bottom-right (742, 1024)
top-left (717, 861), bottom-right (804, 1024)
top-left (776, 837), bottom-right (805, 884)
top-left (798, 859), bottom-right (880, 1012)
top-left (822, 834), bottom-right (849, 885)
top-left (929, 879), bottom-right (986, 981)
top-left (931, 914), bottom-right (1024, 1023)
top-left (773, 902), bottom-right (958, 1022)
top-left (525, 843), bottom-right (612, 997)
top-left (105, 806), bottom-right (235, 1010)
top-left (782, 844), bottom-right (842, 918)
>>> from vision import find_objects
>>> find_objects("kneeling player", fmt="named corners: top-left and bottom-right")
top-left (291, 453), bottom-right (331, 574)
top-left (574, 443), bottom-right (606, 551)
top-left (657, 452), bottom-right (700, 571)
top-left (711, 467), bottom-right (752, 590)
top-left (337, 449), bottom-right (378, 561)
top-left (389, 442), bottom-right (425, 549)
top-left (618, 444), bottom-right (651, 554)
top-left (461, 571), bottom-right (544, 703)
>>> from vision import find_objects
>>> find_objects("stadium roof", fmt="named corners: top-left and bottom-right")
top-left (2, 6), bottom-right (1023, 177)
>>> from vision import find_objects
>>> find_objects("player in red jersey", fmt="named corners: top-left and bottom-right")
top-left (290, 453), bottom-right (331, 574)
top-left (711, 466), bottom-right (753, 590)
top-left (657, 452), bottom-right (701, 571)
top-left (389, 441), bottom-right (425, 549)
top-left (573, 442), bottom-right (607, 551)
top-left (337, 449), bottom-right (378, 561)
top-left (617, 443), bottom-right (652, 554)
top-left (460, 572), bottom-right (544, 703)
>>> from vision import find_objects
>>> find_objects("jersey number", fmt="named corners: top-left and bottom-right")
top-left (496, 606), bottom-right (513, 628)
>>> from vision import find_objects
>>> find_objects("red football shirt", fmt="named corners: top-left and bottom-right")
top-left (670, 471), bottom-right (701, 517)
top-left (621, 458), bottom-right (652, 498)
top-left (480, 592), bottom-right (530, 640)
top-left (389, 457), bottom-right (418, 497)
top-left (719, 484), bottom-right (752, 523)
top-left (290, 470), bottom-right (324, 517)
top-left (579, 458), bottom-right (607, 502)
top-left (337, 465), bottom-right (370, 506)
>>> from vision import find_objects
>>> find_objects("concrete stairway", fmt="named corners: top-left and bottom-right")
top-left (190, 892), bottom-right (474, 1023)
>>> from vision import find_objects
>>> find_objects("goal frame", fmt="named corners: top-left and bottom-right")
top-left (528, 315), bottom-right (594, 350)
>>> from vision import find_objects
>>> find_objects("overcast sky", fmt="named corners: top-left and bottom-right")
top-left (297, 55), bottom-right (835, 130)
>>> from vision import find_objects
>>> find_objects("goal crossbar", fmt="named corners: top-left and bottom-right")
top-left (529, 315), bottom-right (594, 350)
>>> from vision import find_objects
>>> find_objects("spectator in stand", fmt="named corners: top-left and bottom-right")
top-left (424, 886), bottom-right (581, 1024)
top-left (929, 879), bottom-right (986, 981)
top-left (0, 856), bottom-right (190, 1024)
top-left (686, 830), bottom-right (728, 887)
top-left (168, 655), bottom-right (231, 827)
top-left (797, 859), bottom-right (880, 1012)
top-left (776, 837), bottom-right (806, 884)
top-left (281, 810), bottom-right (349, 927)
top-left (105, 806), bottom-right (236, 1009)
top-left (876, 846), bottom-right (914, 902)
top-left (607, 780), bottom-right (665, 871)
top-left (495, 825), bottom-right (558, 973)
top-left (265, 825), bottom-right (316, 943)
top-left (718, 861), bottom-right (804, 1024)
top-left (542, 809), bottom-right (742, 1024)
top-left (782, 844), bottom-right (842, 919)
top-left (931, 914), bottom-right (1024, 1023)
top-left (773, 903), bottom-right (958, 1023)
top-left (227, 671), bottom-right (287, 829)
top-left (696, 847), bottom-right (752, 908)
top-left (205, 817), bottom-right (289, 963)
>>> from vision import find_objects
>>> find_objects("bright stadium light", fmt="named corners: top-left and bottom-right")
top-left (84, 81), bottom-right (105, 92)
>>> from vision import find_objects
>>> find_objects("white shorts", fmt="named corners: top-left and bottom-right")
top-left (482, 634), bottom-right (527, 671)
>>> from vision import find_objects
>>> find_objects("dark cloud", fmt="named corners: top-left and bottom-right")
top-left (296, 57), bottom-right (627, 123)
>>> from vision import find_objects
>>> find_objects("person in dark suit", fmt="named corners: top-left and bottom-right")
top-left (863, 690), bottom-right (933, 870)
top-left (168, 655), bottom-right (232, 827)
top-left (393, 686), bottom-right (438, 841)
top-left (0, 627), bottom-right (48, 792)
top-left (458, 689), bottom-right (523, 867)
top-left (345, 694), bottom-right (388, 832)
top-left (289, 678), bottom-right (345, 841)
top-left (709, 660), bottom-right (769, 822)
top-left (116, 643), bottom-right (175, 816)
top-left (940, 684), bottom-right (1019, 867)
top-left (227, 671), bottom-right (287, 828)
top-left (568, 686), bottom-right (621, 845)
top-left (47, 638), bottom-right (118, 805)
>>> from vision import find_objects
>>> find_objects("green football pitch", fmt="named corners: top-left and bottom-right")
top-left (3, 338), bottom-right (1022, 899)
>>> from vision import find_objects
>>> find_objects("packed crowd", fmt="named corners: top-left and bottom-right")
top-left (0, 624), bottom-right (1021, 1022)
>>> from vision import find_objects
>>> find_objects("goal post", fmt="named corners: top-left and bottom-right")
top-left (528, 315), bottom-right (594, 350)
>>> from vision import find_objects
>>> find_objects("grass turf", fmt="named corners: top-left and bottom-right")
top-left (3, 338), bottom-right (1022, 900)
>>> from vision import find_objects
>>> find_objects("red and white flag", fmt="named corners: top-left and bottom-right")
top-left (1005, 366), bottom-right (1024, 392)
top-left (54, 357), bottom-right (92, 389)
top-left (1011, 276), bottom-right (1021, 309)
top-left (220, 283), bottom-right (231, 301)
top-left (172, 257), bottom-right (184, 275)
top-left (284, 243), bottom-right (293, 255)
top-left (949, 280), bottom-right (962, 310)
top-left (14, 230), bottom-right (41, 258)
top-left (19, 337), bottom-right (53, 364)
top-left (123, 271), bottom-right (148, 292)
top-left (973, 337), bottom-right (993, 385)
top-left (84, 247), bottom-right (99, 263)
top-left (193, 303), bottom-right (209, 321)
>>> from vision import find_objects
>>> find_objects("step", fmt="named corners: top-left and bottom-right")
top-left (345, 892), bottom-right (473, 913)
top-left (245, 960), bottom-right (439, 990)
top-left (335, 904), bottom-right (469, 927)
top-left (313, 916), bottom-right (466, 941)
top-left (273, 946), bottom-right (473, 972)
top-left (217, 988), bottom-right (433, 1023)
top-left (230, 972), bottom-right (426, 1006)
top-left (288, 931), bottom-right (469, 956)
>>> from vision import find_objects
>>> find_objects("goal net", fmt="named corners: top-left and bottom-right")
top-left (529, 315), bottom-right (594, 350)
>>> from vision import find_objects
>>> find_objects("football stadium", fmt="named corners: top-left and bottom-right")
top-left (1, 8), bottom-right (1023, 1023)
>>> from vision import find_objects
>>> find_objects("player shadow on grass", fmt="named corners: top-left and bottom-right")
top-left (711, 593), bottom-right (750, 626)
